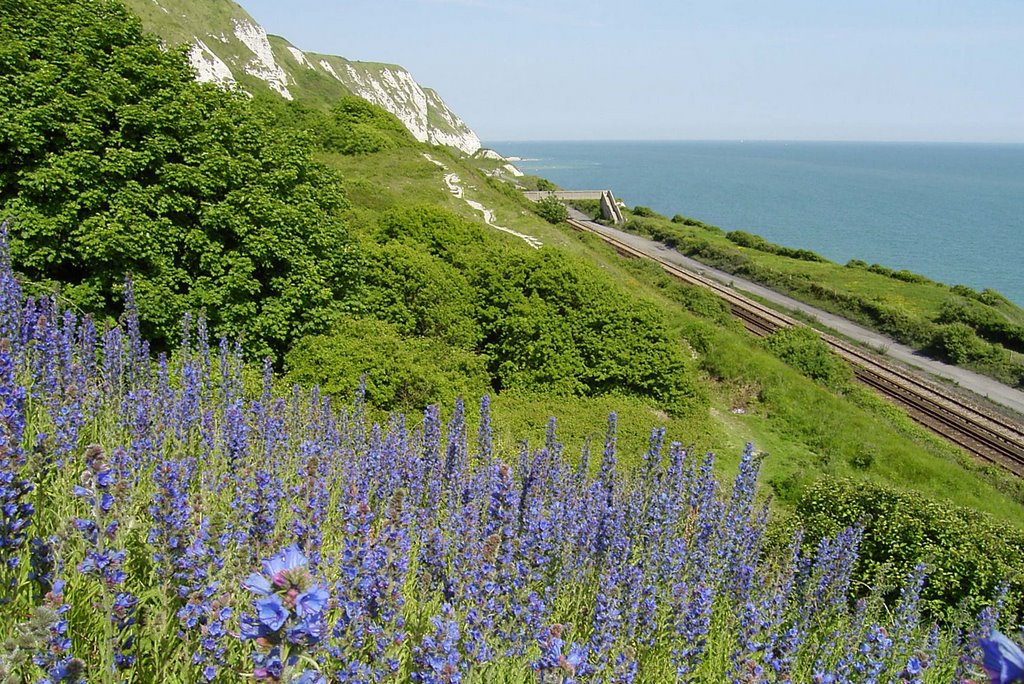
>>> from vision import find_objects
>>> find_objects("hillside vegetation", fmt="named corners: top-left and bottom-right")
top-left (605, 206), bottom-right (1024, 387)
top-left (0, 258), bottom-right (1005, 683)
top-left (0, 0), bottom-right (1022, 680)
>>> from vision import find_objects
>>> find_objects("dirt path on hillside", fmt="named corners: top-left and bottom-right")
top-left (568, 209), bottom-right (1024, 417)
top-left (423, 154), bottom-right (542, 249)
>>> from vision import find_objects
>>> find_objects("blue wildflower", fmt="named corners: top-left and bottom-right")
top-left (295, 587), bottom-right (329, 618)
top-left (255, 595), bottom-right (289, 632)
top-left (981, 631), bottom-right (1024, 684)
top-left (242, 545), bottom-right (331, 679)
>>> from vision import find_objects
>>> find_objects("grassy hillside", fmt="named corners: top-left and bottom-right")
top-left (265, 98), bottom-right (1024, 520)
top-left (2, 0), bottom-right (1020, 522)
top-left (601, 206), bottom-right (1024, 387)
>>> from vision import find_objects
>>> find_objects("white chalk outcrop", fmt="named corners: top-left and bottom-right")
top-left (232, 19), bottom-right (292, 100)
top-left (286, 46), bottom-right (314, 69)
top-left (424, 88), bottom-right (481, 154)
top-left (135, 0), bottom-right (481, 155)
top-left (188, 39), bottom-right (235, 87)
top-left (321, 59), bottom-right (481, 155)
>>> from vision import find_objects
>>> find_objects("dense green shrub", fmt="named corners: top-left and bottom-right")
top-left (951, 284), bottom-right (1010, 307)
top-left (377, 205), bottom-right (486, 259)
top-left (534, 196), bottom-right (568, 224)
top-left (0, 0), bottom-right (359, 360)
top-left (320, 97), bottom-right (412, 155)
top-left (858, 300), bottom-right (939, 348)
top-left (632, 205), bottom-right (661, 218)
top-left (472, 250), bottom-right (703, 414)
top-left (727, 230), bottom-right (828, 263)
top-left (252, 95), bottom-right (413, 157)
top-left (938, 298), bottom-right (1024, 353)
top-left (762, 327), bottom-right (852, 390)
top-left (285, 317), bottom-right (490, 411)
top-left (933, 322), bottom-right (995, 365)
top-left (864, 263), bottom-right (934, 285)
top-left (361, 242), bottom-right (480, 348)
top-left (797, 478), bottom-right (1024, 620)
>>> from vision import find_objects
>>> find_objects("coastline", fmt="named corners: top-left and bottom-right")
top-left (569, 208), bottom-right (1024, 417)
top-left (491, 139), bottom-right (1024, 308)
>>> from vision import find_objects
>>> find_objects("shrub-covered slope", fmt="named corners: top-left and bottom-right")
top-left (610, 207), bottom-right (1024, 387)
top-left (0, 254), bottom-right (1007, 682)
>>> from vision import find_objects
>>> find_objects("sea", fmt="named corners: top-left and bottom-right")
top-left (487, 141), bottom-right (1024, 307)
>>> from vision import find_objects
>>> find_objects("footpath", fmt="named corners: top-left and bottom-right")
top-left (424, 154), bottom-right (542, 249)
top-left (568, 209), bottom-right (1024, 417)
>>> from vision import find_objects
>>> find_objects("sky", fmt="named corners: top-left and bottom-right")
top-left (238, 0), bottom-right (1024, 143)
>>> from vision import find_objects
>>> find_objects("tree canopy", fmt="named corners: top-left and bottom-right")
top-left (0, 0), bottom-right (359, 359)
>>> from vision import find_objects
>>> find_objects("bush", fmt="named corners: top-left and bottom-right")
top-left (632, 205), bottom-right (660, 218)
top-left (318, 97), bottom-right (413, 155)
top-left (377, 205), bottom-right (485, 257)
top-left (534, 196), bottom-right (568, 224)
top-left (727, 231), bottom-right (828, 263)
top-left (762, 327), bottom-right (852, 390)
top-left (866, 263), bottom-right (933, 285)
top-left (938, 298), bottom-right (1024, 354)
top-left (933, 322), bottom-right (993, 365)
top-left (798, 478), bottom-right (1024, 620)
top-left (361, 242), bottom-right (480, 348)
top-left (285, 317), bottom-right (490, 411)
top-left (472, 251), bottom-right (704, 415)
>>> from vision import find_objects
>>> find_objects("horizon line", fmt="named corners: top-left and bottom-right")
top-left (483, 137), bottom-right (1024, 146)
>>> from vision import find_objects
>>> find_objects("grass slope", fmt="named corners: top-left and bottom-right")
top-left (292, 121), bottom-right (1024, 527)
top-left (606, 207), bottom-right (1024, 386)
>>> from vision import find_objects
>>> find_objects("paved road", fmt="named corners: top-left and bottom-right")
top-left (568, 209), bottom-right (1024, 417)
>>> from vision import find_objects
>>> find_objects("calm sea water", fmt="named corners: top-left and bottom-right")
top-left (488, 141), bottom-right (1024, 307)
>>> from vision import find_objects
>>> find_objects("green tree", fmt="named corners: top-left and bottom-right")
top-left (534, 196), bottom-right (568, 224)
top-left (285, 317), bottom-right (490, 411)
top-left (0, 0), bottom-right (359, 360)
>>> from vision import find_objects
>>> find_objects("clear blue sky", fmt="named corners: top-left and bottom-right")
top-left (239, 0), bottom-right (1024, 143)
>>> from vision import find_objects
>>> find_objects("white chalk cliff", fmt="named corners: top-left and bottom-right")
top-left (131, 0), bottom-right (482, 155)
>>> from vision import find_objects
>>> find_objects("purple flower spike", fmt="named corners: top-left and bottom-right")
top-left (255, 596), bottom-right (289, 632)
top-left (981, 631), bottom-right (1024, 684)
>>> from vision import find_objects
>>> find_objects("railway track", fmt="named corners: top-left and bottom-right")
top-left (568, 218), bottom-right (1024, 476)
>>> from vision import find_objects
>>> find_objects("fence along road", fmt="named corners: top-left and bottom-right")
top-left (566, 214), bottom-right (1024, 477)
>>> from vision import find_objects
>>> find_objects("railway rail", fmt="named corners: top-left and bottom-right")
top-left (567, 218), bottom-right (1024, 476)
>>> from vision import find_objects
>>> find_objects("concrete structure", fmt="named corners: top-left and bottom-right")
top-left (523, 190), bottom-right (625, 224)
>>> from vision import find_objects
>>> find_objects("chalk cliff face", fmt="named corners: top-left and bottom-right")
top-left (127, 0), bottom-right (482, 154)
top-left (312, 54), bottom-right (482, 154)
